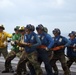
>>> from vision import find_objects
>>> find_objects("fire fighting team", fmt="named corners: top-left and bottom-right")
top-left (0, 24), bottom-right (76, 75)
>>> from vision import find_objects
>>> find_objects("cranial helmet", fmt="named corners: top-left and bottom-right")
top-left (53, 28), bottom-right (61, 35)
top-left (36, 24), bottom-right (44, 30)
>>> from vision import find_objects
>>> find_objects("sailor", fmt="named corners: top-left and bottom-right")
top-left (67, 32), bottom-right (76, 68)
top-left (36, 24), bottom-right (54, 75)
top-left (50, 28), bottom-right (71, 75)
top-left (0, 24), bottom-right (12, 59)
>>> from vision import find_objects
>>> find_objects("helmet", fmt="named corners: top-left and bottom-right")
top-left (68, 32), bottom-right (75, 37)
top-left (19, 26), bottom-right (25, 31)
top-left (43, 27), bottom-right (48, 33)
top-left (71, 31), bottom-right (76, 34)
top-left (31, 25), bottom-right (35, 31)
top-left (36, 24), bottom-right (44, 30)
top-left (0, 24), bottom-right (5, 30)
top-left (26, 24), bottom-right (33, 31)
top-left (71, 31), bottom-right (76, 37)
top-left (52, 28), bottom-right (61, 35)
top-left (14, 26), bottom-right (20, 31)
top-left (12, 33), bottom-right (15, 35)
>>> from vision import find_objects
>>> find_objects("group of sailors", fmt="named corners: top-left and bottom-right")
top-left (0, 24), bottom-right (76, 75)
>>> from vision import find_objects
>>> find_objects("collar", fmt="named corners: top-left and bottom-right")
top-left (55, 35), bottom-right (60, 39)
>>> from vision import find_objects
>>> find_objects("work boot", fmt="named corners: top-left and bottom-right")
top-left (2, 68), bottom-right (14, 73)
top-left (23, 72), bottom-right (30, 75)
top-left (14, 72), bottom-right (18, 75)
top-left (53, 72), bottom-right (58, 75)
top-left (14, 71), bottom-right (21, 75)
top-left (9, 65), bottom-right (14, 73)
top-left (9, 68), bottom-right (14, 73)
top-left (2, 69), bottom-right (9, 73)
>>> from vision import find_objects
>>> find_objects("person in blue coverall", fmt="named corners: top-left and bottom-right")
top-left (67, 32), bottom-right (76, 68)
top-left (36, 24), bottom-right (54, 75)
top-left (14, 24), bottom-right (42, 75)
top-left (50, 28), bottom-right (71, 75)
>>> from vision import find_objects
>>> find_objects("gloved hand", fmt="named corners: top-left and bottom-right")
top-left (60, 45), bottom-right (65, 48)
top-left (15, 40), bottom-right (19, 44)
top-left (45, 47), bottom-right (49, 51)
top-left (27, 43), bottom-right (32, 47)
top-left (11, 41), bottom-right (15, 45)
top-left (73, 44), bottom-right (76, 48)
top-left (19, 47), bottom-right (24, 52)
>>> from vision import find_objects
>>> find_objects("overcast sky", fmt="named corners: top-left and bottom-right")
top-left (0, 0), bottom-right (76, 36)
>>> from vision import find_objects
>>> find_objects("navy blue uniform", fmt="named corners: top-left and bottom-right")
top-left (67, 38), bottom-right (76, 68)
top-left (50, 35), bottom-right (71, 75)
top-left (53, 35), bottom-right (70, 54)
top-left (24, 32), bottom-right (41, 53)
top-left (16, 32), bottom-right (42, 75)
top-left (37, 32), bottom-right (54, 75)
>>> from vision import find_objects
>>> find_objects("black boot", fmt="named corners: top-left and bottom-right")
top-left (2, 68), bottom-right (14, 73)
top-left (2, 69), bottom-right (9, 73)
top-left (9, 67), bottom-right (14, 73)
top-left (14, 71), bottom-right (21, 75)
top-left (53, 73), bottom-right (58, 75)
top-left (23, 71), bottom-right (30, 75)
top-left (14, 72), bottom-right (17, 75)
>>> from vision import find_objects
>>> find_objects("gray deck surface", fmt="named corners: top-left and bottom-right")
top-left (0, 56), bottom-right (76, 75)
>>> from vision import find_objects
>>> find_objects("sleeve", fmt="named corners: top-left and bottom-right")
top-left (32, 35), bottom-right (41, 48)
top-left (6, 32), bottom-right (12, 38)
top-left (11, 35), bottom-right (16, 41)
top-left (46, 34), bottom-right (54, 49)
top-left (63, 37), bottom-right (71, 47)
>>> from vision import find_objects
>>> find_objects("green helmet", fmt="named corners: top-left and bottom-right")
top-left (14, 26), bottom-right (20, 31)
top-left (44, 27), bottom-right (48, 33)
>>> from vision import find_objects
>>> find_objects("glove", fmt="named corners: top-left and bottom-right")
top-left (45, 47), bottom-right (49, 51)
top-left (11, 41), bottom-right (15, 45)
top-left (19, 47), bottom-right (24, 52)
top-left (15, 40), bottom-right (19, 44)
top-left (27, 43), bottom-right (32, 47)
top-left (60, 45), bottom-right (65, 48)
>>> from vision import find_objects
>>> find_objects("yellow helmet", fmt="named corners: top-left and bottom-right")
top-left (19, 26), bottom-right (25, 31)
top-left (0, 24), bottom-right (5, 30)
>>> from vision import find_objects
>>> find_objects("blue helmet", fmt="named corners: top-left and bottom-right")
top-left (68, 32), bottom-right (75, 37)
top-left (26, 24), bottom-right (35, 31)
top-left (53, 28), bottom-right (61, 35)
top-left (31, 25), bottom-right (35, 31)
top-left (36, 24), bottom-right (44, 30)
top-left (26, 24), bottom-right (32, 30)
top-left (71, 31), bottom-right (76, 34)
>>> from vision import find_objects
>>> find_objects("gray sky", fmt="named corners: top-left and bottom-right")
top-left (0, 0), bottom-right (76, 35)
